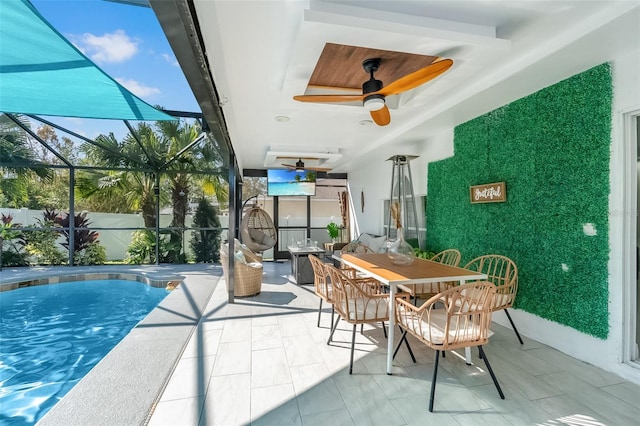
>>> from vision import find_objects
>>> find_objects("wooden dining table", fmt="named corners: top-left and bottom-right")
top-left (337, 253), bottom-right (488, 374)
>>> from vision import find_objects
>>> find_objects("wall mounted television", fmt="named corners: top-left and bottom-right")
top-left (267, 169), bottom-right (317, 196)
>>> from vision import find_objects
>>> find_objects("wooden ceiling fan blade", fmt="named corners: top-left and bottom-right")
top-left (293, 94), bottom-right (364, 103)
top-left (379, 59), bottom-right (453, 96)
top-left (370, 105), bottom-right (391, 126)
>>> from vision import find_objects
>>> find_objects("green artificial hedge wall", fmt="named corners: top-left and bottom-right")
top-left (426, 63), bottom-right (612, 339)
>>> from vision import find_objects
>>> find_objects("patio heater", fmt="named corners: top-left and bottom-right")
top-left (386, 155), bottom-right (422, 250)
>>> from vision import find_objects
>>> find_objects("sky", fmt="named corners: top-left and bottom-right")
top-left (29, 0), bottom-right (200, 139)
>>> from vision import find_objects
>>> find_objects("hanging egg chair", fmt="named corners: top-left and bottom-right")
top-left (240, 206), bottom-right (277, 254)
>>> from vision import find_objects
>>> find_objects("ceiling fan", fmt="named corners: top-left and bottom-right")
top-left (293, 57), bottom-right (453, 126)
top-left (281, 158), bottom-right (331, 172)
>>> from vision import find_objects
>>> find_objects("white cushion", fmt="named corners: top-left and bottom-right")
top-left (397, 305), bottom-right (493, 345)
top-left (357, 233), bottom-right (387, 253)
top-left (340, 297), bottom-right (388, 321)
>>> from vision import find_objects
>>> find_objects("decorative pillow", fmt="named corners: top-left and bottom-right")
top-left (234, 249), bottom-right (247, 264)
top-left (368, 235), bottom-right (387, 253)
top-left (261, 234), bottom-right (276, 247)
top-left (249, 228), bottom-right (268, 244)
top-left (356, 233), bottom-right (387, 253)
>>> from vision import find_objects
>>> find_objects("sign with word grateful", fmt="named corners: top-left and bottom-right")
top-left (470, 182), bottom-right (506, 203)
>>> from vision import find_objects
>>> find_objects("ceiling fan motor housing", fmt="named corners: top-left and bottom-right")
top-left (362, 78), bottom-right (382, 94)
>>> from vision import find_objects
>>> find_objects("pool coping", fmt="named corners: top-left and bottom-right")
top-left (0, 271), bottom-right (181, 292)
top-left (7, 265), bottom-right (223, 426)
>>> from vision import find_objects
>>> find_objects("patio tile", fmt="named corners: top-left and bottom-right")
top-left (333, 374), bottom-right (406, 426)
top-left (252, 323), bottom-right (284, 350)
top-left (289, 363), bottom-right (346, 416)
top-left (212, 341), bottom-right (251, 376)
top-left (390, 394), bottom-right (459, 426)
top-left (300, 408), bottom-right (355, 426)
top-left (250, 383), bottom-right (301, 425)
top-left (282, 334), bottom-right (326, 366)
top-left (601, 381), bottom-right (640, 406)
top-left (537, 371), bottom-right (640, 424)
top-left (201, 373), bottom-right (251, 426)
top-left (182, 329), bottom-right (223, 358)
top-left (148, 396), bottom-right (205, 426)
top-left (251, 347), bottom-right (292, 388)
top-left (160, 355), bottom-right (216, 401)
top-left (220, 318), bottom-right (252, 343)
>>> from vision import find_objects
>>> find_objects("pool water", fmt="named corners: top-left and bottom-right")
top-left (0, 279), bottom-right (169, 425)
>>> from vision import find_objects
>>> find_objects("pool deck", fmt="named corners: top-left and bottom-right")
top-left (3, 262), bottom-right (640, 425)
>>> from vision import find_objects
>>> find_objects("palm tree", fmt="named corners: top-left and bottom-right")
top-left (78, 126), bottom-right (168, 228)
top-left (155, 119), bottom-right (227, 261)
top-left (79, 117), bottom-right (227, 263)
top-left (0, 114), bottom-right (53, 208)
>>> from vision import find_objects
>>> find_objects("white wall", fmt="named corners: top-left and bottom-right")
top-left (348, 128), bottom-right (454, 237)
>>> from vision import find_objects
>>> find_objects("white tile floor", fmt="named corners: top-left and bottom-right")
top-left (147, 260), bottom-right (640, 426)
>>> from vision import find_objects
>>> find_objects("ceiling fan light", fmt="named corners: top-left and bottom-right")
top-left (363, 94), bottom-right (385, 111)
top-left (295, 159), bottom-right (305, 171)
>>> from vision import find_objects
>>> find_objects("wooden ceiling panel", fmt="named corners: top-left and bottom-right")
top-left (308, 43), bottom-right (438, 90)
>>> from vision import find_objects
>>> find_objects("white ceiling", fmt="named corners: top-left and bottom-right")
top-left (190, 0), bottom-right (639, 173)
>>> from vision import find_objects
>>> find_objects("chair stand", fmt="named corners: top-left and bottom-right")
top-left (392, 329), bottom-right (417, 363)
top-left (429, 349), bottom-right (441, 412)
top-left (328, 315), bottom-right (340, 344)
top-left (317, 299), bottom-right (323, 327)
top-left (478, 346), bottom-right (505, 399)
top-left (428, 346), bottom-right (504, 412)
top-left (349, 324), bottom-right (357, 374)
top-left (504, 309), bottom-right (524, 344)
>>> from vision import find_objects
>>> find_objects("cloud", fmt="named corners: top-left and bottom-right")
top-left (72, 29), bottom-right (138, 64)
top-left (116, 78), bottom-right (161, 98)
top-left (161, 53), bottom-right (179, 67)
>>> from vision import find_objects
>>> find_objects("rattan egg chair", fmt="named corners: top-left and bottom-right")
top-left (240, 206), bottom-right (277, 254)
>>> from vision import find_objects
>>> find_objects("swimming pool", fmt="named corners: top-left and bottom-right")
top-left (0, 279), bottom-right (169, 425)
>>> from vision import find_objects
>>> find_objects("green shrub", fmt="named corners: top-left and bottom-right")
top-left (190, 198), bottom-right (222, 263)
top-left (0, 213), bottom-right (29, 266)
top-left (74, 241), bottom-right (106, 265)
top-left (125, 230), bottom-right (155, 264)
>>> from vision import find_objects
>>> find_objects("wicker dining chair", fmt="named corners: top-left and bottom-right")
top-left (338, 242), bottom-right (376, 281)
top-left (340, 242), bottom-right (375, 254)
top-left (394, 282), bottom-right (505, 412)
top-left (309, 254), bottom-right (334, 328)
top-left (325, 265), bottom-right (393, 374)
top-left (397, 248), bottom-right (461, 303)
top-left (463, 254), bottom-right (522, 344)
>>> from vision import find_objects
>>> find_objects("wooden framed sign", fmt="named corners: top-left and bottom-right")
top-left (470, 181), bottom-right (506, 203)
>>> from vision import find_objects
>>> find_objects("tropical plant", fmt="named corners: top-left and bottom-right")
top-left (54, 211), bottom-right (106, 265)
top-left (0, 114), bottom-right (54, 208)
top-left (124, 230), bottom-right (181, 264)
top-left (80, 117), bottom-right (228, 264)
top-left (73, 242), bottom-right (106, 266)
top-left (125, 230), bottom-right (156, 264)
top-left (327, 222), bottom-right (340, 240)
top-left (190, 198), bottom-right (222, 263)
top-left (21, 208), bottom-right (66, 265)
top-left (0, 213), bottom-right (28, 267)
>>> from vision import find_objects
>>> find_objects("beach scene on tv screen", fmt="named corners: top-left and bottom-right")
top-left (268, 169), bottom-right (316, 196)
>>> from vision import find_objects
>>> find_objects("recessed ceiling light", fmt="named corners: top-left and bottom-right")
top-left (275, 115), bottom-right (290, 122)
top-left (359, 119), bottom-right (373, 126)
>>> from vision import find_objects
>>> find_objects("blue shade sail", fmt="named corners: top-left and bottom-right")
top-left (0, 0), bottom-right (175, 121)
